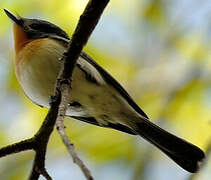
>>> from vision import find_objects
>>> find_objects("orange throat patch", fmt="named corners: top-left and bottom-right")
top-left (13, 23), bottom-right (31, 54)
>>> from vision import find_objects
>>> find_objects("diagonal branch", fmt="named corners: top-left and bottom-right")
top-left (55, 0), bottom-right (110, 180)
top-left (0, 139), bottom-right (33, 158)
top-left (1, 0), bottom-right (110, 180)
top-left (27, 92), bottom-right (61, 180)
top-left (0, 90), bottom-right (61, 180)
top-left (55, 83), bottom-right (93, 180)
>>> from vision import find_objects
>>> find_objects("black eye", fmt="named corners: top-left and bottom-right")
top-left (28, 22), bottom-right (69, 40)
top-left (29, 23), bottom-right (56, 34)
top-left (29, 24), bottom-right (40, 30)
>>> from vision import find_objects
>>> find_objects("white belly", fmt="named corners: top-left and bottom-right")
top-left (16, 39), bottom-right (63, 108)
top-left (16, 39), bottom-right (139, 125)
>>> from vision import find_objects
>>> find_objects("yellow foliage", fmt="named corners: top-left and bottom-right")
top-left (176, 33), bottom-right (207, 61)
top-left (142, 0), bottom-right (166, 25)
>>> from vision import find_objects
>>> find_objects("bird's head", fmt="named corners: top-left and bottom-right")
top-left (4, 9), bottom-right (69, 52)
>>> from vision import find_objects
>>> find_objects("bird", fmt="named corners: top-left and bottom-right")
top-left (4, 9), bottom-right (205, 173)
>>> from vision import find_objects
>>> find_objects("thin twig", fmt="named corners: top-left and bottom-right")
top-left (55, 84), bottom-right (93, 179)
top-left (56, 113), bottom-right (93, 180)
top-left (55, 0), bottom-right (110, 179)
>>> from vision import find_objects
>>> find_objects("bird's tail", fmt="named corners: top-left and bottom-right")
top-left (133, 118), bottom-right (205, 173)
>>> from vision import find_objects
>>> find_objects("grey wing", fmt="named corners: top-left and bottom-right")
top-left (51, 36), bottom-right (149, 133)
top-left (80, 51), bottom-right (149, 119)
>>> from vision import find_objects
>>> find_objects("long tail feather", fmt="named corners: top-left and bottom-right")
top-left (134, 119), bottom-right (205, 173)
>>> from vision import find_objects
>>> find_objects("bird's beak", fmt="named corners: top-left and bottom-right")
top-left (4, 9), bottom-right (23, 26)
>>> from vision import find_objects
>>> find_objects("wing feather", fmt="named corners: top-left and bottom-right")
top-left (70, 116), bottom-right (136, 135)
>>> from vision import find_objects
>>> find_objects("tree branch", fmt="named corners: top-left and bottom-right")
top-left (0, 91), bottom-right (60, 180)
top-left (27, 92), bottom-right (61, 180)
top-left (55, 1), bottom-right (110, 180)
top-left (0, 0), bottom-right (110, 179)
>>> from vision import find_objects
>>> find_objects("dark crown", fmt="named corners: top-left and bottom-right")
top-left (22, 18), bottom-right (70, 40)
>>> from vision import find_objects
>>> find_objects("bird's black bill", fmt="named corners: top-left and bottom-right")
top-left (4, 9), bottom-right (23, 26)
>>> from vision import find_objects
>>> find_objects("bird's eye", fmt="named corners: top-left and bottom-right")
top-left (29, 23), bottom-right (54, 33)
top-left (29, 24), bottom-right (40, 30)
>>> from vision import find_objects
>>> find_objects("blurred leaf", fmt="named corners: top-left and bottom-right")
top-left (176, 33), bottom-right (207, 61)
top-left (141, 0), bottom-right (166, 25)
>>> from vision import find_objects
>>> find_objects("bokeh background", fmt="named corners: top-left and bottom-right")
top-left (0, 0), bottom-right (211, 179)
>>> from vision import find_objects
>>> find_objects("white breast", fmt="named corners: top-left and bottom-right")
top-left (16, 38), bottom-right (108, 117)
top-left (16, 38), bottom-right (139, 125)
top-left (16, 39), bottom-right (63, 107)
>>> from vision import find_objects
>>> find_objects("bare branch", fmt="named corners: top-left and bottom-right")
top-left (27, 91), bottom-right (61, 180)
top-left (0, 91), bottom-right (61, 180)
top-left (0, 139), bottom-right (33, 158)
top-left (56, 117), bottom-right (93, 180)
top-left (55, 0), bottom-right (110, 179)
top-left (1, 0), bottom-right (110, 179)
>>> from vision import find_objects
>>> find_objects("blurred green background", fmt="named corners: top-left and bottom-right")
top-left (0, 0), bottom-right (211, 179)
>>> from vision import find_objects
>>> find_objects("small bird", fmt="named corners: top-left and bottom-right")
top-left (4, 9), bottom-right (205, 173)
